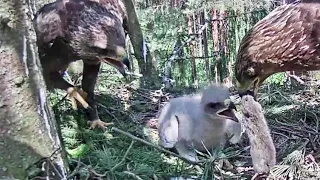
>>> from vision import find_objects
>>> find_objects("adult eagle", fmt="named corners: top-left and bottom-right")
top-left (235, 0), bottom-right (320, 97)
top-left (34, 0), bottom-right (130, 129)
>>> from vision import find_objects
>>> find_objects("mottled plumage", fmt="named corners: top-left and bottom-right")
top-left (235, 0), bottom-right (320, 96)
top-left (34, 0), bottom-right (130, 129)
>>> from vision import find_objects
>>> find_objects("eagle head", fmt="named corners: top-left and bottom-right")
top-left (236, 65), bottom-right (270, 98)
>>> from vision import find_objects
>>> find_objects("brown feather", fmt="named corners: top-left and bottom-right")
top-left (235, 0), bottom-right (320, 91)
top-left (33, 0), bottom-right (128, 71)
top-left (33, 0), bottom-right (129, 128)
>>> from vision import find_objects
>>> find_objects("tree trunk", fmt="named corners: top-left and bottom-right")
top-left (197, 14), bottom-right (203, 58)
top-left (200, 10), bottom-right (210, 81)
top-left (187, 14), bottom-right (198, 88)
top-left (0, 0), bottom-right (67, 179)
top-left (218, 10), bottom-right (226, 81)
top-left (175, 38), bottom-right (186, 86)
top-left (211, 8), bottom-right (220, 83)
top-left (122, 0), bottom-right (155, 77)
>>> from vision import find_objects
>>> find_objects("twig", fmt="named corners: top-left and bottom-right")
top-left (27, 148), bottom-right (61, 170)
top-left (123, 171), bottom-right (143, 180)
top-left (303, 110), bottom-right (319, 132)
top-left (134, 91), bottom-right (155, 101)
top-left (69, 159), bottom-right (107, 178)
top-left (271, 131), bottom-right (289, 138)
top-left (285, 72), bottom-right (305, 85)
top-left (48, 158), bottom-right (64, 179)
top-left (111, 140), bottom-right (135, 171)
top-left (52, 94), bottom-right (68, 109)
top-left (88, 165), bottom-right (107, 177)
top-left (66, 158), bottom-right (82, 179)
top-left (111, 127), bottom-right (204, 165)
top-left (97, 102), bottom-right (120, 123)
top-left (274, 119), bottom-right (320, 136)
top-left (26, 148), bottom-right (65, 179)
top-left (107, 106), bottom-right (137, 123)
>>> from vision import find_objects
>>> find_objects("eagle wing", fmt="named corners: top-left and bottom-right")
top-left (158, 103), bottom-right (179, 148)
top-left (33, 2), bottom-right (68, 48)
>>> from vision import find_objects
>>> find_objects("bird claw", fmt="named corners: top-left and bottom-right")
top-left (67, 87), bottom-right (89, 110)
top-left (89, 119), bottom-right (114, 129)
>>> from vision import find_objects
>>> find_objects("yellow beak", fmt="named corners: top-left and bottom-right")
top-left (252, 77), bottom-right (261, 98)
top-left (236, 77), bottom-right (261, 98)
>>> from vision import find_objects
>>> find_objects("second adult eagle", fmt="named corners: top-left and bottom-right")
top-left (235, 0), bottom-right (320, 97)
top-left (34, 0), bottom-right (130, 129)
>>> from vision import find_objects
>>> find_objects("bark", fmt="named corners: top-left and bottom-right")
top-left (219, 10), bottom-right (226, 81)
top-left (175, 38), bottom-right (186, 86)
top-left (187, 14), bottom-right (198, 88)
top-left (126, 35), bottom-right (135, 74)
top-left (211, 8), bottom-right (220, 83)
top-left (197, 14), bottom-right (203, 58)
top-left (0, 0), bottom-right (67, 179)
top-left (221, 11), bottom-right (233, 88)
top-left (200, 10), bottom-right (210, 81)
top-left (122, 0), bottom-right (156, 77)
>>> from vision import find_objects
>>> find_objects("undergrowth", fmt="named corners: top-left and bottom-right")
top-left (48, 65), bottom-right (320, 179)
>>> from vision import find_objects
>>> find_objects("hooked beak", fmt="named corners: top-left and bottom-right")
top-left (216, 100), bottom-right (239, 122)
top-left (103, 58), bottom-right (129, 77)
top-left (252, 77), bottom-right (261, 98)
top-left (122, 57), bottom-right (131, 71)
top-left (237, 80), bottom-right (253, 95)
top-left (237, 77), bottom-right (262, 100)
top-left (99, 45), bottom-right (130, 77)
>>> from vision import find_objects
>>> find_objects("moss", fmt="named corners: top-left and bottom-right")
top-left (0, 137), bottom-right (42, 179)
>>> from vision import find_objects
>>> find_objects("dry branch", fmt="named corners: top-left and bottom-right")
top-left (111, 127), bottom-right (205, 165)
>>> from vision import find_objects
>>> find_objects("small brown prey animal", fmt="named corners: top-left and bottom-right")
top-left (34, 0), bottom-right (130, 129)
top-left (235, 0), bottom-right (320, 97)
top-left (241, 95), bottom-right (276, 176)
top-left (157, 84), bottom-right (241, 163)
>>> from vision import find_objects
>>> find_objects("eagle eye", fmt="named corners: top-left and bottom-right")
top-left (208, 103), bottom-right (217, 108)
top-left (207, 102), bottom-right (223, 109)
top-left (247, 67), bottom-right (256, 77)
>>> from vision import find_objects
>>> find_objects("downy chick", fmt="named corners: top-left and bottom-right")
top-left (241, 95), bottom-right (276, 174)
top-left (157, 84), bottom-right (239, 163)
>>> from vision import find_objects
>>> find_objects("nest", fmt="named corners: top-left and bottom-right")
top-left (50, 69), bottom-right (320, 179)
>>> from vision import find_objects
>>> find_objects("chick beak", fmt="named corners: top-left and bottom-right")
top-left (216, 101), bottom-right (239, 122)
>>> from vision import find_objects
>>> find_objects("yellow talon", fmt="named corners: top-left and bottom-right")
top-left (66, 87), bottom-right (88, 110)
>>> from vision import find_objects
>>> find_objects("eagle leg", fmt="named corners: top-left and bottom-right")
top-left (81, 62), bottom-right (113, 129)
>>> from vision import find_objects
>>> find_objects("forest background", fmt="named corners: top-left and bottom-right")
top-left (1, 0), bottom-right (320, 179)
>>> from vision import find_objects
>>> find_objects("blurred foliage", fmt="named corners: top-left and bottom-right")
top-left (266, 72), bottom-right (286, 86)
top-left (134, 0), bottom-right (271, 88)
